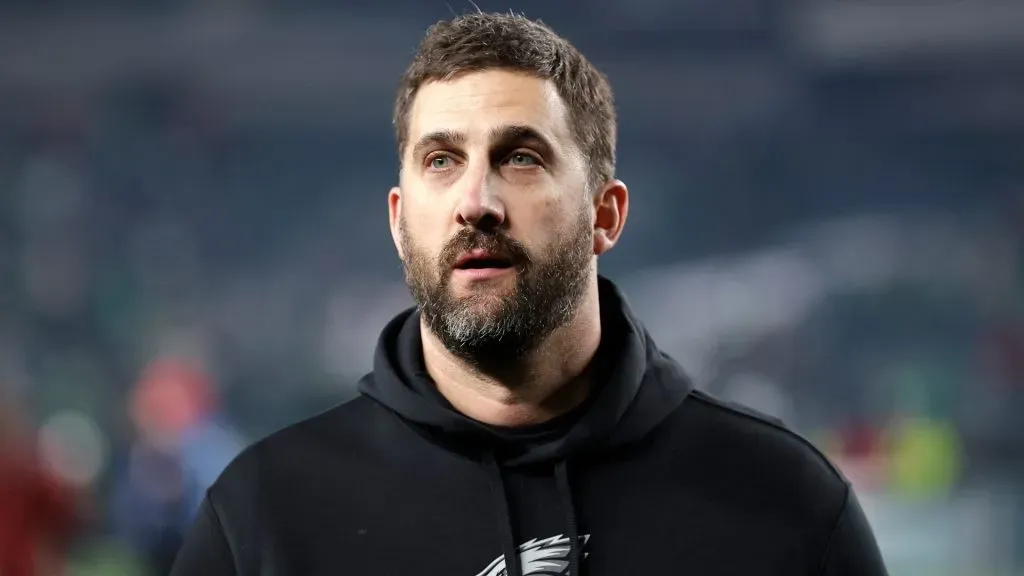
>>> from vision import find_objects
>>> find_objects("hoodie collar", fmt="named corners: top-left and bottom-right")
top-left (358, 276), bottom-right (692, 467)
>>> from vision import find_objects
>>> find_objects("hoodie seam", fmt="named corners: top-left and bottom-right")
top-left (206, 490), bottom-right (240, 576)
top-left (815, 482), bottom-right (852, 575)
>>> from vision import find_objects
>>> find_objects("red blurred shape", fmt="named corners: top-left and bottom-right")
top-left (0, 408), bottom-right (79, 576)
top-left (130, 358), bottom-right (215, 439)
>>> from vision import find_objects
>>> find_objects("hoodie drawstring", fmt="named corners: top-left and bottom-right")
top-left (486, 453), bottom-right (523, 576)
top-left (485, 453), bottom-right (583, 576)
top-left (555, 461), bottom-right (582, 576)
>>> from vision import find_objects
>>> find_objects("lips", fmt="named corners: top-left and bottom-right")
top-left (453, 249), bottom-right (514, 270)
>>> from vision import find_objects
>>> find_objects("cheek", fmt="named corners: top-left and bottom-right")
top-left (401, 195), bottom-right (451, 253)
top-left (514, 196), bottom-right (571, 252)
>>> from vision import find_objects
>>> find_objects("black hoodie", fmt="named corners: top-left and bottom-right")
top-left (171, 277), bottom-right (888, 575)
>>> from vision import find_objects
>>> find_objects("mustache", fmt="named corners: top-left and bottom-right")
top-left (439, 228), bottom-right (531, 269)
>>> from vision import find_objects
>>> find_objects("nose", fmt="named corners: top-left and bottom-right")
top-left (455, 166), bottom-right (506, 230)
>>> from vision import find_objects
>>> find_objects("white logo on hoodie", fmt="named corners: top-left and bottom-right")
top-left (474, 534), bottom-right (590, 576)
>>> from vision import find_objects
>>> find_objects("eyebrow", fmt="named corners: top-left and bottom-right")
top-left (489, 125), bottom-right (555, 159)
top-left (409, 124), bottom-right (556, 162)
top-left (410, 129), bottom-right (466, 162)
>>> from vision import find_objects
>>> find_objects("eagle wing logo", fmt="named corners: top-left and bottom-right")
top-left (474, 534), bottom-right (591, 576)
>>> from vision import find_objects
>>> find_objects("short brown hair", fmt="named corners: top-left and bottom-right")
top-left (393, 12), bottom-right (617, 191)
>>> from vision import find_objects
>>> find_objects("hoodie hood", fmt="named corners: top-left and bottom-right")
top-left (358, 276), bottom-right (693, 467)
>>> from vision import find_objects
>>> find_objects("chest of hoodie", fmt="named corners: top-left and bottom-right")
top-left (251, 448), bottom-right (817, 576)
top-left (256, 459), bottom-right (582, 575)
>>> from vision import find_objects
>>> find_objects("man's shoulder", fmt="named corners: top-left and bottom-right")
top-left (680, 389), bottom-right (847, 479)
top-left (209, 395), bottom-right (387, 496)
top-left (648, 389), bottom-right (874, 569)
top-left (669, 389), bottom-right (850, 506)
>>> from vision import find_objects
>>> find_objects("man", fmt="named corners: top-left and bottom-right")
top-left (172, 12), bottom-right (888, 576)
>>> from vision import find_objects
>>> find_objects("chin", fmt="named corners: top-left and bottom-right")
top-left (452, 285), bottom-right (515, 314)
top-left (453, 291), bottom-right (510, 314)
top-left (450, 274), bottom-right (516, 297)
top-left (444, 302), bottom-right (509, 333)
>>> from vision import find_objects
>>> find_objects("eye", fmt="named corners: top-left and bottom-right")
top-left (427, 154), bottom-right (454, 170)
top-left (506, 152), bottom-right (540, 167)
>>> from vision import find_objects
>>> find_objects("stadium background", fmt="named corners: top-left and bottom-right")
top-left (0, 0), bottom-right (1022, 574)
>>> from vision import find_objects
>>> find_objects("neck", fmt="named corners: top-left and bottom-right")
top-left (421, 279), bottom-right (602, 427)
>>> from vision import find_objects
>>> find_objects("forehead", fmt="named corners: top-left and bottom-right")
top-left (406, 70), bottom-right (574, 151)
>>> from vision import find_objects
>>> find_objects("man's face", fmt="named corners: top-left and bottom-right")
top-left (391, 70), bottom-right (595, 367)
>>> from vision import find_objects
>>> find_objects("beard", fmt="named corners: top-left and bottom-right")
top-left (399, 208), bottom-right (593, 373)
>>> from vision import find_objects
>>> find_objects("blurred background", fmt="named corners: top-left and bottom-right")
top-left (0, 0), bottom-right (1021, 574)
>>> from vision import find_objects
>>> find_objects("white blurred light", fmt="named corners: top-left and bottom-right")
top-left (38, 410), bottom-right (109, 487)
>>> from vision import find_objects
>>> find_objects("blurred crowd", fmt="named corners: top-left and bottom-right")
top-left (2, 356), bottom-right (243, 575)
top-left (1, 1), bottom-right (1023, 575)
